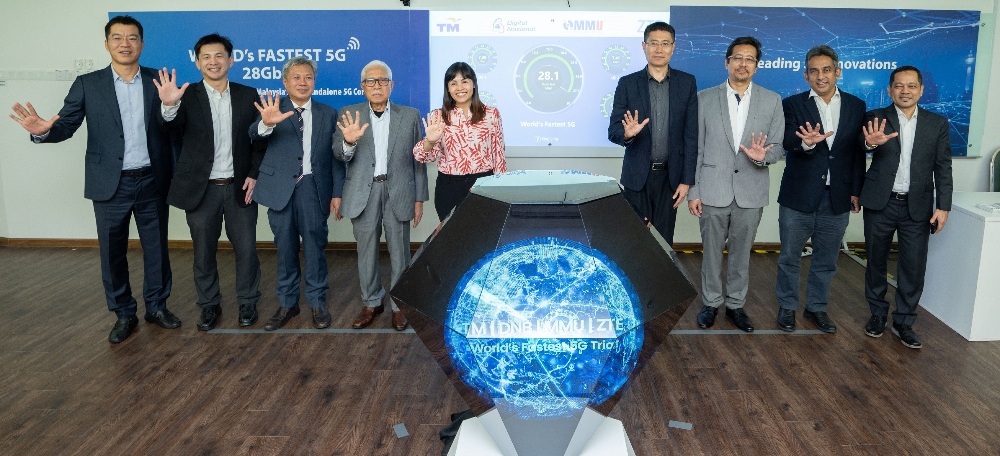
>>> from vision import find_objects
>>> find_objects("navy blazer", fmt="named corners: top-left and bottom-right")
top-left (778, 90), bottom-right (866, 214)
top-left (162, 81), bottom-right (265, 210)
top-left (249, 97), bottom-right (345, 215)
top-left (859, 105), bottom-right (953, 221)
top-left (608, 65), bottom-right (698, 192)
top-left (38, 65), bottom-right (173, 201)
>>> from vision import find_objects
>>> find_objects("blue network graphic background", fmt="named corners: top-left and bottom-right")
top-left (670, 7), bottom-right (981, 156)
top-left (444, 237), bottom-right (643, 419)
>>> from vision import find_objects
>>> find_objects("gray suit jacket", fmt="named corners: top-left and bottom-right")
top-left (332, 102), bottom-right (428, 221)
top-left (689, 81), bottom-right (784, 209)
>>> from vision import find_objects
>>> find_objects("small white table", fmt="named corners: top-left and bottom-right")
top-left (922, 192), bottom-right (1000, 341)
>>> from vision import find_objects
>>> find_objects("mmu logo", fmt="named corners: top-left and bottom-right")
top-left (563, 20), bottom-right (604, 31)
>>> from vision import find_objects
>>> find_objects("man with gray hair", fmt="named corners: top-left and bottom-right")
top-left (334, 60), bottom-right (428, 331)
top-left (774, 44), bottom-right (866, 333)
top-left (250, 57), bottom-right (346, 330)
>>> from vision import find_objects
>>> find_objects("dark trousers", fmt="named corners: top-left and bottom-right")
top-left (434, 170), bottom-right (493, 221)
top-left (863, 199), bottom-right (930, 326)
top-left (267, 174), bottom-right (329, 309)
top-left (775, 189), bottom-right (850, 312)
top-left (622, 167), bottom-right (678, 246)
top-left (186, 182), bottom-right (261, 309)
top-left (93, 171), bottom-right (171, 318)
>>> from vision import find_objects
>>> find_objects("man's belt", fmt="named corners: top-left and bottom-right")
top-left (889, 191), bottom-right (908, 201)
top-left (650, 162), bottom-right (666, 171)
top-left (121, 167), bottom-right (152, 178)
top-left (209, 177), bottom-right (234, 186)
top-left (373, 174), bottom-right (388, 182)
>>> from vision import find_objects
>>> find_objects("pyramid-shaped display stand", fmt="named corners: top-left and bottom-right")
top-left (391, 171), bottom-right (697, 456)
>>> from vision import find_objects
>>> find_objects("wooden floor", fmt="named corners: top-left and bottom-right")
top-left (0, 245), bottom-right (998, 455)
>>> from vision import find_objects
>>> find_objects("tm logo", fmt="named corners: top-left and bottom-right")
top-left (347, 37), bottom-right (360, 50)
top-left (563, 20), bottom-right (603, 31)
top-left (437, 18), bottom-right (461, 33)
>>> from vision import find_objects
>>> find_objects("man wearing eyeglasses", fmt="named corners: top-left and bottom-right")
top-left (333, 60), bottom-right (428, 331)
top-left (250, 57), bottom-right (346, 330)
top-left (9, 15), bottom-right (179, 344)
top-left (687, 36), bottom-right (784, 332)
top-left (858, 66), bottom-right (952, 349)
top-left (774, 45), bottom-right (867, 334)
top-left (608, 21), bottom-right (698, 247)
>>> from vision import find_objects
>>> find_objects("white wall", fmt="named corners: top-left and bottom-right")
top-left (1, 0), bottom-right (996, 244)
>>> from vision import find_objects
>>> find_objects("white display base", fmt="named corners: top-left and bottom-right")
top-left (922, 192), bottom-right (1000, 341)
top-left (448, 408), bottom-right (635, 456)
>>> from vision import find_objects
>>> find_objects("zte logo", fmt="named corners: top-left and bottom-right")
top-left (437, 18), bottom-right (461, 33)
top-left (563, 20), bottom-right (603, 31)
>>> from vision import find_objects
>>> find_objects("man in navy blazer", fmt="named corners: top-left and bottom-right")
top-left (157, 34), bottom-right (266, 331)
top-left (608, 21), bottom-right (698, 247)
top-left (250, 57), bottom-right (346, 331)
top-left (9, 16), bottom-right (179, 344)
top-left (774, 45), bottom-right (866, 334)
top-left (859, 66), bottom-right (952, 349)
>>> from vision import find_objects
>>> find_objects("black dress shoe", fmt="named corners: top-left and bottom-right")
top-left (312, 306), bottom-right (331, 329)
top-left (696, 305), bottom-right (719, 329)
top-left (725, 308), bottom-right (754, 332)
top-left (144, 308), bottom-right (181, 329)
top-left (804, 310), bottom-right (837, 333)
top-left (109, 316), bottom-right (138, 344)
top-left (864, 315), bottom-right (887, 338)
top-left (264, 306), bottom-right (300, 331)
top-left (196, 305), bottom-right (221, 331)
top-left (239, 303), bottom-right (258, 327)
top-left (776, 308), bottom-right (796, 332)
top-left (891, 323), bottom-right (922, 349)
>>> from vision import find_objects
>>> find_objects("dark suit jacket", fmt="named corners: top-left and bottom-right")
top-left (162, 81), bottom-right (265, 210)
top-left (38, 65), bottom-right (173, 201)
top-left (332, 102), bottom-right (429, 221)
top-left (608, 65), bottom-right (698, 192)
top-left (249, 97), bottom-right (345, 215)
top-left (859, 105), bottom-right (953, 221)
top-left (778, 90), bottom-right (866, 214)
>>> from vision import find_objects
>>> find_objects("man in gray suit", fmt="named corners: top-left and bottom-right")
top-left (333, 60), bottom-right (428, 331)
top-left (687, 36), bottom-right (784, 332)
top-left (859, 65), bottom-right (952, 349)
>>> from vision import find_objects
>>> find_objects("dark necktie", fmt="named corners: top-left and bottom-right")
top-left (734, 93), bottom-right (742, 103)
top-left (295, 106), bottom-right (305, 181)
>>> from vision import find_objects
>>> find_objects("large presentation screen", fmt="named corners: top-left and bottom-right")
top-left (429, 11), bottom-right (667, 157)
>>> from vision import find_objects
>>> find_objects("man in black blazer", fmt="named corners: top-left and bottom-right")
top-left (608, 21), bottom-right (698, 247)
top-left (9, 16), bottom-right (179, 344)
top-left (860, 65), bottom-right (953, 349)
top-left (774, 45), bottom-right (866, 334)
top-left (156, 34), bottom-right (265, 331)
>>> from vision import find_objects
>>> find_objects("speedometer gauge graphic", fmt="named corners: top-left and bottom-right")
top-left (468, 44), bottom-right (498, 74)
top-left (601, 45), bottom-right (631, 74)
top-left (514, 45), bottom-right (583, 113)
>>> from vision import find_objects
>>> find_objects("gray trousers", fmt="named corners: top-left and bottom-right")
top-left (699, 201), bottom-right (763, 309)
top-left (186, 182), bottom-right (261, 309)
top-left (352, 181), bottom-right (410, 312)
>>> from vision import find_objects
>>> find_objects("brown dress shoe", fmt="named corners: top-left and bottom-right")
top-left (312, 306), bottom-right (331, 329)
top-left (352, 304), bottom-right (384, 329)
top-left (392, 311), bottom-right (409, 331)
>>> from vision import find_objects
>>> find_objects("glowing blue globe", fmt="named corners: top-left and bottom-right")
top-left (444, 237), bottom-right (643, 419)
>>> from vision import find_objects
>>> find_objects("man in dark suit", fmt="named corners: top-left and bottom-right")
top-left (250, 57), bottom-right (346, 331)
top-left (9, 16), bottom-right (179, 344)
top-left (333, 60), bottom-right (429, 331)
top-left (774, 45), bottom-right (866, 334)
top-left (860, 65), bottom-right (953, 349)
top-left (155, 34), bottom-right (265, 331)
top-left (608, 21), bottom-right (698, 247)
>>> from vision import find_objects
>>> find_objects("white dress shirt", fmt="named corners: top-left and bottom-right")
top-left (726, 81), bottom-right (753, 154)
top-left (803, 88), bottom-right (841, 185)
top-left (161, 81), bottom-right (234, 179)
top-left (343, 102), bottom-right (392, 178)
top-left (892, 105), bottom-right (919, 193)
top-left (258, 99), bottom-right (313, 176)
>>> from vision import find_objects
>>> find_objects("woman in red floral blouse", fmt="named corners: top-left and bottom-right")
top-left (414, 62), bottom-right (507, 229)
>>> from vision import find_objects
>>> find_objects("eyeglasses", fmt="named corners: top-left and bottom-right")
top-left (728, 55), bottom-right (758, 65)
top-left (362, 78), bottom-right (392, 87)
top-left (108, 35), bottom-right (141, 46)
top-left (644, 40), bottom-right (674, 49)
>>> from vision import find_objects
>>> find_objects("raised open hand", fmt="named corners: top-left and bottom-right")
top-left (337, 111), bottom-right (370, 145)
top-left (622, 110), bottom-right (649, 140)
top-left (739, 132), bottom-right (775, 162)
top-left (254, 91), bottom-right (294, 127)
top-left (9, 102), bottom-right (58, 136)
top-left (153, 68), bottom-right (189, 106)
top-left (795, 122), bottom-right (834, 147)
top-left (862, 117), bottom-right (899, 148)
top-left (422, 111), bottom-right (444, 144)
